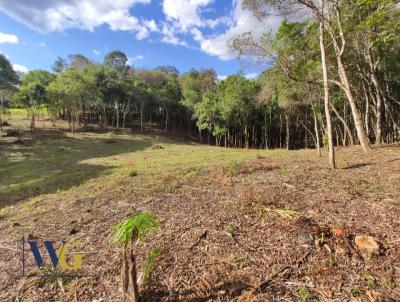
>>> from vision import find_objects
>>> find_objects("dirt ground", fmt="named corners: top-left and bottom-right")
top-left (0, 131), bottom-right (399, 301)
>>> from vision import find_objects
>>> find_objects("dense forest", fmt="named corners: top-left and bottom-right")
top-left (0, 0), bottom-right (399, 167)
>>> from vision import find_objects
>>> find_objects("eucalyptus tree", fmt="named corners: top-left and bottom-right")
top-left (13, 70), bottom-right (54, 131)
top-left (48, 67), bottom-right (98, 133)
top-left (0, 54), bottom-right (19, 130)
top-left (238, 0), bottom-right (349, 166)
top-left (52, 56), bottom-right (67, 74)
top-left (68, 54), bottom-right (91, 70)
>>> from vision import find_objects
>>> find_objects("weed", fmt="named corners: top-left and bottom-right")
top-left (143, 246), bottom-right (163, 281)
top-left (129, 169), bottom-right (138, 177)
top-left (226, 223), bottom-right (236, 235)
top-left (228, 160), bottom-right (239, 175)
top-left (111, 211), bottom-right (159, 245)
top-left (273, 208), bottom-right (296, 219)
top-left (381, 277), bottom-right (394, 289)
top-left (351, 285), bottom-right (362, 295)
top-left (298, 287), bottom-right (310, 302)
top-left (277, 167), bottom-right (288, 175)
top-left (233, 254), bottom-right (252, 268)
top-left (363, 273), bottom-right (375, 286)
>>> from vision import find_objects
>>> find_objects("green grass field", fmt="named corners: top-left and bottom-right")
top-left (0, 109), bottom-right (282, 209)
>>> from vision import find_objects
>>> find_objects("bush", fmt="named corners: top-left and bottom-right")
top-left (129, 169), bottom-right (138, 177)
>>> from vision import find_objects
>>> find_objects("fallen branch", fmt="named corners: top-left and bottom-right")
top-left (189, 230), bottom-right (208, 251)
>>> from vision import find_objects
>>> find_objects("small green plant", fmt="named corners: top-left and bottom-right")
top-left (40, 266), bottom-right (66, 294)
top-left (129, 169), bottom-right (138, 177)
top-left (363, 273), bottom-right (375, 286)
top-left (111, 211), bottom-right (159, 245)
top-left (226, 223), bottom-right (236, 235)
top-left (381, 277), bottom-right (394, 289)
top-left (298, 287), bottom-right (310, 302)
top-left (351, 285), bottom-right (362, 295)
top-left (143, 246), bottom-right (163, 280)
top-left (228, 160), bottom-right (239, 175)
top-left (273, 208), bottom-right (296, 219)
top-left (234, 254), bottom-right (252, 268)
top-left (277, 167), bottom-right (288, 175)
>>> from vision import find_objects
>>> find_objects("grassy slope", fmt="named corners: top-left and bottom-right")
top-left (0, 109), bottom-right (281, 221)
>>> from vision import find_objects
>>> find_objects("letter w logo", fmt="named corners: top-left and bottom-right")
top-left (28, 241), bottom-right (59, 268)
top-left (28, 240), bottom-right (83, 271)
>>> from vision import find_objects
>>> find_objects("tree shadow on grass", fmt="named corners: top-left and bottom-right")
top-left (0, 129), bottom-right (152, 208)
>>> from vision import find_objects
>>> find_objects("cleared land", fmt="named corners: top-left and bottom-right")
top-left (0, 111), bottom-right (399, 301)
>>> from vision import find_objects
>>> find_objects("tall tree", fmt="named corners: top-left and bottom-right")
top-left (14, 70), bottom-right (54, 131)
top-left (0, 54), bottom-right (19, 130)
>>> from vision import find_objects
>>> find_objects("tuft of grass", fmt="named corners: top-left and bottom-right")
top-left (228, 160), bottom-right (239, 175)
top-left (363, 273), bottom-right (375, 286)
top-left (351, 285), bottom-right (362, 295)
top-left (226, 223), bottom-right (236, 235)
top-left (277, 167), bottom-right (288, 175)
top-left (233, 254), bottom-right (252, 268)
top-left (129, 169), bottom-right (138, 177)
top-left (273, 208), bottom-right (296, 219)
top-left (111, 211), bottom-right (159, 245)
top-left (143, 246), bottom-right (163, 281)
top-left (298, 287), bottom-right (310, 302)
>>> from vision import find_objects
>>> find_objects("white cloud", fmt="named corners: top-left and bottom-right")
top-left (163, 0), bottom-right (215, 31)
top-left (0, 0), bottom-right (155, 40)
top-left (39, 42), bottom-right (46, 47)
top-left (161, 23), bottom-right (188, 46)
top-left (245, 72), bottom-right (258, 79)
top-left (160, 0), bottom-right (281, 60)
top-left (0, 32), bottom-right (18, 44)
top-left (127, 55), bottom-right (144, 65)
top-left (12, 63), bottom-right (28, 73)
top-left (196, 2), bottom-right (282, 60)
top-left (161, 0), bottom-right (228, 48)
top-left (143, 19), bottom-right (158, 32)
top-left (217, 75), bottom-right (227, 81)
top-left (93, 49), bottom-right (100, 56)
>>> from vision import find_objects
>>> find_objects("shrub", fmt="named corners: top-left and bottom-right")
top-left (129, 169), bottom-right (138, 177)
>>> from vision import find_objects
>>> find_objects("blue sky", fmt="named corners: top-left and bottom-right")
top-left (0, 0), bottom-right (281, 78)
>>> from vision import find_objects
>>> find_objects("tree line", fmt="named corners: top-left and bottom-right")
top-left (0, 0), bottom-right (399, 168)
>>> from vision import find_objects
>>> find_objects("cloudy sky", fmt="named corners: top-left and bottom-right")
top-left (0, 0), bottom-right (281, 77)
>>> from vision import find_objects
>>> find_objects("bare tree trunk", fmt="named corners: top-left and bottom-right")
top-left (285, 113), bottom-right (290, 150)
top-left (366, 46), bottom-right (383, 144)
top-left (319, 9), bottom-right (336, 168)
top-left (327, 4), bottom-right (370, 152)
top-left (140, 103), bottom-right (143, 133)
top-left (312, 105), bottom-right (321, 157)
top-left (121, 243), bottom-right (139, 302)
top-left (330, 103), bottom-right (354, 146)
